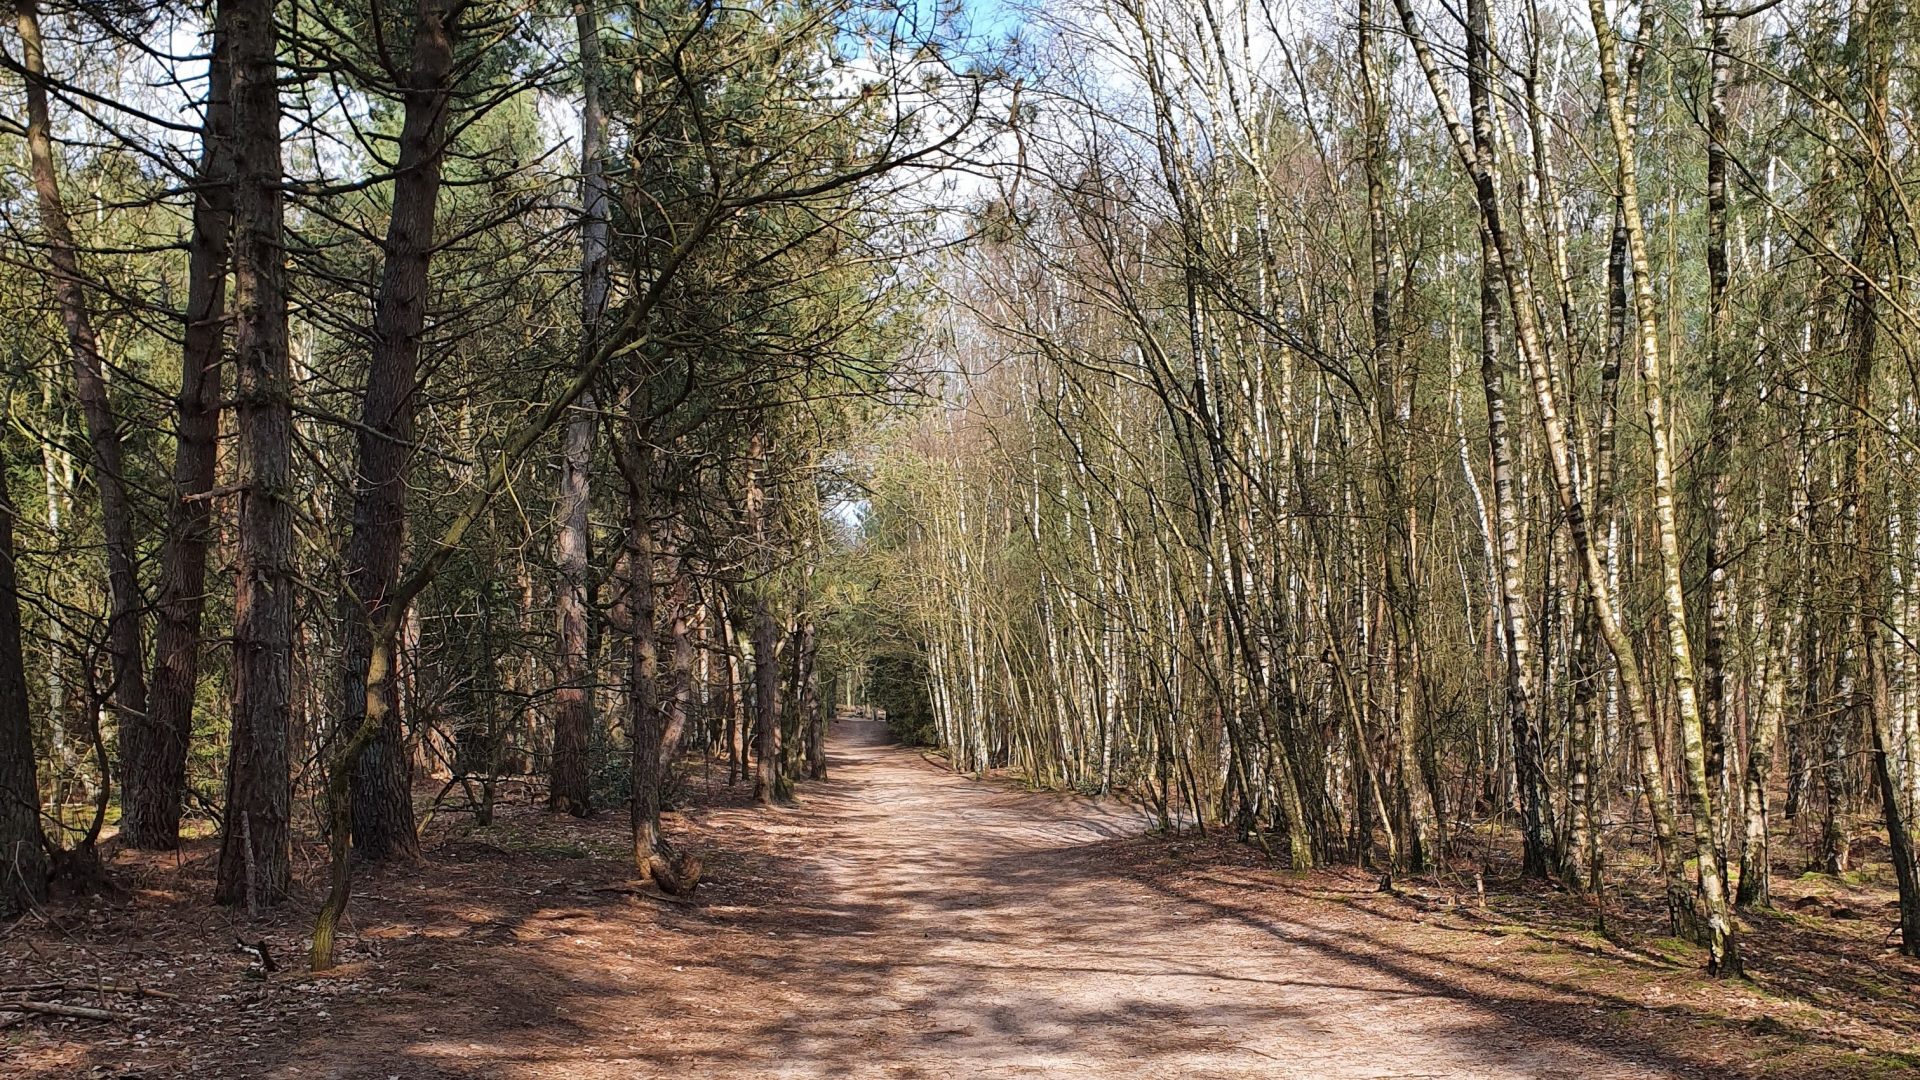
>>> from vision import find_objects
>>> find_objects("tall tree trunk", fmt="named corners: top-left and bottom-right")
top-left (1585, 0), bottom-right (1738, 975)
top-left (747, 431), bottom-right (789, 804)
top-left (549, 0), bottom-right (607, 817)
top-left (215, 0), bottom-right (293, 909)
top-left (340, 0), bottom-right (459, 865)
top-left (38, 396), bottom-right (72, 816)
top-left (1738, 565), bottom-right (1800, 908)
top-left (801, 612), bottom-right (825, 780)
top-left (753, 596), bottom-right (784, 804)
top-left (1700, 0), bottom-right (1737, 901)
top-left (1564, 201), bottom-right (1627, 890)
top-left (13, 0), bottom-right (148, 828)
top-left (1739, 359), bottom-right (1814, 909)
top-left (1396, 0), bottom-right (1687, 925)
top-left (0, 465), bottom-right (48, 915)
top-left (665, 558), bottom-right (694, 792)
top-left (1464, 0), bottom-right (1549, 879)
top-left (1360, 0), bottom-right (1437, 874)
top-left (625, 428), bottom-right (664, 866)
top-left (128, 9), bottom-right (235, 850)
top-left (629, 457), bottom-right (694, 869)
top-left (1842, 0), bottom-right (1920, 956)
top-left (725, 600), bottom-right (746, 785)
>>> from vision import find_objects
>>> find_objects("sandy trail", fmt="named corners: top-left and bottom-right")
top-left (247, 718), bottom-right (1680, 1080)
top-left (23, 716), bottom-right (1906, 1079)
top-left (589, 718), bottom-right (1670, 1079)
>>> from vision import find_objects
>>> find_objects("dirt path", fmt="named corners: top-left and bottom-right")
top-left (367, 718), bottom-right (1669, 1080)
top-left (19, 718), bottom-right (1769, 1079)
top-left (654, 718), bottom-right (1659, 1079)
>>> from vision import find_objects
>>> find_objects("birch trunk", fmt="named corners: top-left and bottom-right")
top-left (1585, 0), bottom-right (1737, 974)
top-left (1394, 0), bottom-right (1686, 915)
top-left (1464, 0), bottom-right (1549, 879)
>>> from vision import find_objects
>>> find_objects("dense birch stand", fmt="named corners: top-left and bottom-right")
top-left (869, 0), bottom-right (1920, 971)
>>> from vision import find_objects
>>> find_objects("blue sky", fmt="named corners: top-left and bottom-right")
top-left (961, 0), bottom-right (1025, 39)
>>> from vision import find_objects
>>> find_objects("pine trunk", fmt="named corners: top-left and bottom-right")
top-left (128, 9), bottom-right (234, 849)
top-left (15, 0), bottom-right (149, 835)
top-left (341, 0), bottom-right (458, 863)
top-left (549, 0), bottom-right (607, 817)
top-left (626, 432), bottom-right (663, 866)
top-left (0, 465), bottom-right (48, 915)
top-left (215, 0), bottom-right (294, 909)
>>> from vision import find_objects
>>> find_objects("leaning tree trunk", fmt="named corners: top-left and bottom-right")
top-left (215, 0), bottom-right (294, 909)
top-left (131, 9), bottom-right (235, 849)
top-left (0, 465), bottom-right (48, 915)
top-left (341, 0), bottom-right (459, 865)
top-left (14, 0), bottom-right (149, 834)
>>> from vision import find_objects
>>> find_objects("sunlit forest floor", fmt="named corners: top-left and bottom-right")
top-left (4, 720), bottom-right (1917, 1078)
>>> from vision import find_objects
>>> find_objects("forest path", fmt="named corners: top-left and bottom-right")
top-left (554, 717), bottom-right (1675, 1080)
top-left (272, 718), bottom-right (1689, 1080)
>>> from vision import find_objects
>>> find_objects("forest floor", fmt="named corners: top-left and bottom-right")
top-left (5, 717), bottom-right (1920, 1078)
